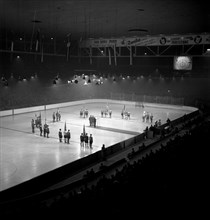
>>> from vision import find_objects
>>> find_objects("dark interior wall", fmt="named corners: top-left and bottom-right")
top-left (0, 52), bottom-right (209, 110)
top-left (1, 53), bottom-right (209, 78)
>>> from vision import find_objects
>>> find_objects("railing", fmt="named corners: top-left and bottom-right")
top-left (110, 93), bottom-right (185, 106)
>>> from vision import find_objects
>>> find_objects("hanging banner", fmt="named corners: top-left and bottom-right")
top-left (81, 34), bottom-right (210, 48)
top-left (66, 33), bottom-right (71, 61)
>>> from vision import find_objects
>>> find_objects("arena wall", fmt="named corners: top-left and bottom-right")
top-left (0, 99), bottom-right (197, 117)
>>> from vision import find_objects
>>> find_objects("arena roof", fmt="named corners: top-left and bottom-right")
top-left (0, 0), bottom-right (209, 40)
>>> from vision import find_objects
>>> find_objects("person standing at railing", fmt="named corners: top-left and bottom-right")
top-left (31, 119), bottom-right (35, 133)
top-left (150, 113), bottom-right (153, 124)
top-left (101, 144), bottom-right (106, 161)
top-left (89, 134), bottom-right (93, 149)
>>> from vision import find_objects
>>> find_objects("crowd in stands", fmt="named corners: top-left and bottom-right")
top-left (1, 111), bottom-right (209, 218)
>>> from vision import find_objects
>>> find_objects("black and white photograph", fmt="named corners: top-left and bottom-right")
top-left (0, 0), bottom-right (209, 218)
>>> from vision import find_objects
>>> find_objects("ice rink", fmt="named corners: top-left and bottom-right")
top-left (0, 101), bottom-right (194, 192)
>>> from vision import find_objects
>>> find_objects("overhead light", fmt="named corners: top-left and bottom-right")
top-left (18, 76), bottom-right (22, 81)
top-left (31, 20), bottom-right (42, 23)
top-left (1, 77), bottom-right (9, 86)
top-left (128, 29), bottom-right (148, 32)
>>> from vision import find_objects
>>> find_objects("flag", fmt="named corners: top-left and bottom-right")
top-left (78, 36), bottom-right (83, 62)
top-left (10, 30), bottom-right (14, 52)
top-left (130, 45), bottom-right (133, 65)
top-left (66, 33), bottom-right (71, 61)
top-left (89, 46), bottom-right (92, 64)
top-left (9, 31), bottom-right (14, 61)
top-left (11, 41), bottom-right (14, 51)
top-left (108, 48), bottom-right (111, 65)
top-left (83, 124), bottom-right (86, 135)
top-left (39, 112), bottom-right (42, 125)
top-left (41, 45), bottom-right (44, 63)
top-left (41, 35), bottom-right (44, 63)
top-left (79, 36), bottom-right (82, 45)
top-left (64, 121), bottom-right (67, 131)
top-left (67, 33), bottom-right (71, 47)
top-left (23, 32), bottom-right (26, 51)
top-left (35, 29), bottom-right (40, 51)
top-left (113, 44), bottom-right (117, 66)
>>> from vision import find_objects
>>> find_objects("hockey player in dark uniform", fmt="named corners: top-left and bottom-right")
top-left (93, 117), bottom-right (96, 127)
top-left (64, 130), bottom-right (67, 143)
top-left (109, 110), bottom-right (112, 118)
top-left (46, 125), bottom-right (50, 138)
top-left (80, 133), bottom-right (84, 147)
top-left (39, 124), bottom-right (43, 136)
top-left (84, 133), bottom-right (88, 147)
top-left (43, 123), bottom-right (48, 137)
top-left (31, 119), bottom-right (35, 133)
top-left (66, 130), bottom-right (71, 144)
top-left (52, 112), bottom-right (56, 122)
top-left (58, 129), bottom-right (62, 142)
